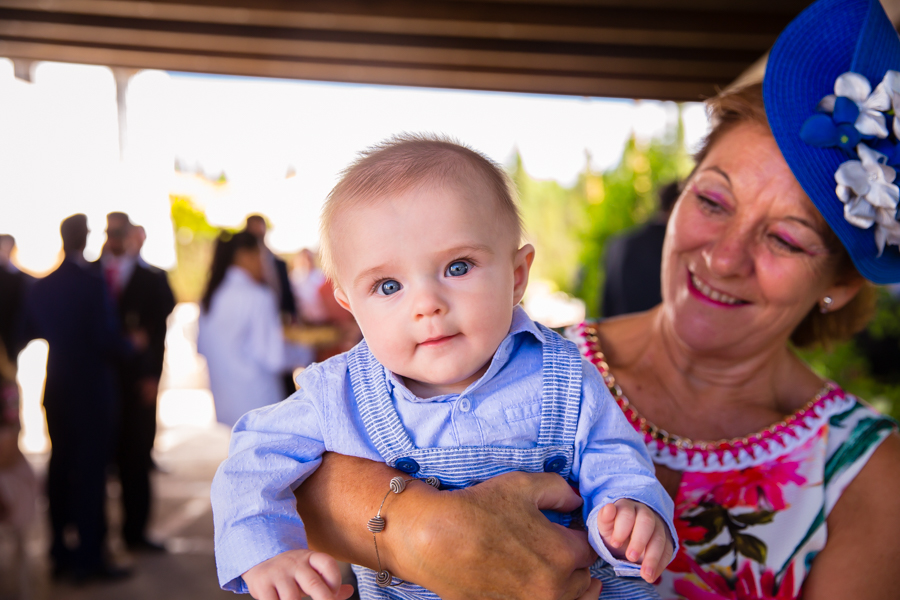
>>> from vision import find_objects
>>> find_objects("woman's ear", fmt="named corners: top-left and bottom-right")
top-left (512, 244), bottom-right (535, 306)
top-left (821, 272), bottom-right (865, 313)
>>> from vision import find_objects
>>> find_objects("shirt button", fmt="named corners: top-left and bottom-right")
top-left (459, 398), bottom-right (471, 412)
top-left (543, 455), bottom-right (567, 473)
top-left (395, 458), bottom-right (420, 474)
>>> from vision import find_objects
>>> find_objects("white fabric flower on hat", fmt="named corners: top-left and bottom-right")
top-left (819, 72), bottom-right (891, 138)
top-left (879, 70), bottom-right (900, 138)
top-left (835, 144), bottom-right (900, 255)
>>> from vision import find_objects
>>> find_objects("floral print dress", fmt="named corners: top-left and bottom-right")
top-left (572, 324), bottom-right (898, 600)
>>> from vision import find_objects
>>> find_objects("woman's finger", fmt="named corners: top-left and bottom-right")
top-left (574, 577), bottom-right (602, 600)
top-left (529, 471), bottom-right (584, 514)
top-left (557, 567), bottom-right (593, 600)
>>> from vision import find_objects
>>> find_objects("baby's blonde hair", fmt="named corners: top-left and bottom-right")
top-left (319, 133), bottom-right (523, 283)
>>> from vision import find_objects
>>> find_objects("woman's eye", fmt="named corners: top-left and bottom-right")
top-left (697, 195), bottom-right (722, 211)
top-left (770, 235), bottom-right (803, 254)
top-left (378, 280), bottom-right (402, 295)
top-left (446, 261), bottom-right (470, 277)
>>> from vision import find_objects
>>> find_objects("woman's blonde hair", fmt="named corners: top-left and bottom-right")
top-left (697, 83), bottom-right (877, 348)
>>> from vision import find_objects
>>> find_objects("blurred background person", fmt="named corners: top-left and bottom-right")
top-left (96, 212), bottom-right (176, 553)
top-left (290, 248), bottom-right (329, 325)
top-left (601, 180), bottom-right (681, 317)
top-left (245, 215), bottom-right (300, 397)
top-left (197, 231), bottom-right (312, 428)
top-left (244, 214), bottom-right (297, 322)
top-left (0, 339), bottom-right (37, 598)
top-left (288, 247), bottom-right (362, 362)
top-left (0, 234), bottom-right (33, 363)
top-left (20, 214), bottom-right (131, 582)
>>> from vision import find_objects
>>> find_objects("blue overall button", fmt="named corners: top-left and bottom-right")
top-left (543, 455), bottom-right (567, 473)
top-left (395, 458), bottom-right (420, 474)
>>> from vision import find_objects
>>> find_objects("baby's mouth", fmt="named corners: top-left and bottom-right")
top-left (419, 334), bottom-right (458, 347)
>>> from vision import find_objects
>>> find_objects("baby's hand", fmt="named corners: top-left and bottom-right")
top-left (242, 549), bottom-right (354, 600)
top-left (597, 499), bottom-right (674, 584)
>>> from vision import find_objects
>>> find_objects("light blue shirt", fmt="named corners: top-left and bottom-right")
top-left (212, 307), bottom-right (676, 592)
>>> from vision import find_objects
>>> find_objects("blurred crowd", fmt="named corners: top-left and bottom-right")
top-left (0, 211), bottom-right (360, 589)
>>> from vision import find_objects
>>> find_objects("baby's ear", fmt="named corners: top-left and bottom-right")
top-left (512, 244), bottom-right (535, 305)
top-left (333, 286), bottom-right (352, 313)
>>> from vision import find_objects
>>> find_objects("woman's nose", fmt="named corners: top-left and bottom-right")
top-left (704, 224), bottom-right (755, 279)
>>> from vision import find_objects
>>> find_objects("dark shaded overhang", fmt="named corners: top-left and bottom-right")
top-left (0, 0), bottom-right (889, 101)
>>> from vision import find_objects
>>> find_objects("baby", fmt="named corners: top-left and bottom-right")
top-left (212, 134), bottom-right (676, 600)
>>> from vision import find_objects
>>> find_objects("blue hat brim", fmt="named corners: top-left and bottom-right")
top-left (764, 0), bottom-right (900, 284)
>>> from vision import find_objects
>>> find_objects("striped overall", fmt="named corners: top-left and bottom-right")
top-left (348, 324), bottom-right (660, 600)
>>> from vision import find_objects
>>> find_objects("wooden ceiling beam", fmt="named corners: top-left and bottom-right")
top-left (0, 37), bottom-right (719, 101)
top-left (0, 0), bottom-right (816, 100)
top-left (0, 19), bottom-right (749, 79)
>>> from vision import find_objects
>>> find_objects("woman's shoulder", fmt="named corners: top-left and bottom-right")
top-left (823, 393), bottom-right (898, 487)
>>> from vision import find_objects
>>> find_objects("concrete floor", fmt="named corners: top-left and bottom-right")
top-left (0, 425), bottom-right (254, 600)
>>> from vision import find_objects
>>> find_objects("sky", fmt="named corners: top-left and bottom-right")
top-left (0, 59), bottom-right (709, 272)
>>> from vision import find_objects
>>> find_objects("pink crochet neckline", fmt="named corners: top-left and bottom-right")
top-left (574, 323), bottom-right (849, 470)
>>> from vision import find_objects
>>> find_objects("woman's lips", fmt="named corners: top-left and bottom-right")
top-left (688, 272), bottom-right (748, 307)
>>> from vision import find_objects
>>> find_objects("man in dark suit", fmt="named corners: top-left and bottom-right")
top-left (601, 181), bottom-right (681, 318)
top-left (21, 215), bottom-right (131, 581)
top-left (0, 235), bottom-right (33, 362)
top-left (98, 212), bottom-right (175, 552)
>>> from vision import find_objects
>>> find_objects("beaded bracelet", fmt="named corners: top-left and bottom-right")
top-left (367, 475), bottom-right (441, 587)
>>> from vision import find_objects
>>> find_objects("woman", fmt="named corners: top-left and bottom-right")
top-left (291, 1), bottom-right (900, 598)
top-left (198, 231), bottom-right (312, 427)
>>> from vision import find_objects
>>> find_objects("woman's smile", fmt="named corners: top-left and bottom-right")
top-left (687, 270), bottom-right (749, 307)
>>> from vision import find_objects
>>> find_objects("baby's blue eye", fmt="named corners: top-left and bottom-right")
top-left (378, 280), bottom-right (402, 295)
top-left (446, 261), bottom-right (470, 277)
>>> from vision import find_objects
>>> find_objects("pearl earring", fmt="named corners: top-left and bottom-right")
top-left (820, 296), bottom-right (834, 313)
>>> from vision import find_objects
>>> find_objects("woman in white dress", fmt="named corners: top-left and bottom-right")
top-left (198, 231), bottom-right (312, 428)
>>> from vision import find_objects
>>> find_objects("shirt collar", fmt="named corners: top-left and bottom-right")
top-left (385, 305), bottom-right (545, 403)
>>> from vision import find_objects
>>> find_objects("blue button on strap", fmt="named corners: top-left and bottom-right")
top-left (543, 455), bottom-right (567, 473)
top-left (395, 458), bottom-right (420, 474)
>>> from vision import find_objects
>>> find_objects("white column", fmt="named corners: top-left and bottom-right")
top-left (11, 58), bottom-right (35, 83)
top-left (112, 67), bottom-right (140, 160)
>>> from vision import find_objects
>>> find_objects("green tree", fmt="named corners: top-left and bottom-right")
top-left (168, 195), bottom-right (234, 302)
top-left (514, 106), bottom-right (693, 317)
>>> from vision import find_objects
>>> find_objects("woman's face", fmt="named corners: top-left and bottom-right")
top-left (234, 246), bottom-right (265, 283)
top-left (661, 122), bottom-right (847, 356)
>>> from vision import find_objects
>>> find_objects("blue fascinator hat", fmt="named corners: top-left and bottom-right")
top-left (764, 0), bottom-right (900, 284)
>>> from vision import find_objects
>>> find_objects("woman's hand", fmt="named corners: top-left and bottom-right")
top-left (296, 454), bottom-right (600, 600)
top-left (388, 471), bottom-right (600, 600)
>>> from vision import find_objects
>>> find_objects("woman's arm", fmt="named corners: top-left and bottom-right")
top-left (802, 433), bottom-right (900, 599)
top-left (295, 453), bottom-right (600, 600)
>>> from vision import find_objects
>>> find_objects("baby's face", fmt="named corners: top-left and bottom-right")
top-left (332, 181), bottom-right (533, 398)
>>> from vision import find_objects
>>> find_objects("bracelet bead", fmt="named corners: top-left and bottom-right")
top-left (367, 515), bottom-right (386, 533)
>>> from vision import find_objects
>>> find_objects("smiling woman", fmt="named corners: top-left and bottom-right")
top-left (684, 84), bottom-right (877, 350)
top-left (288, 2), bottom-right (899, 600)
